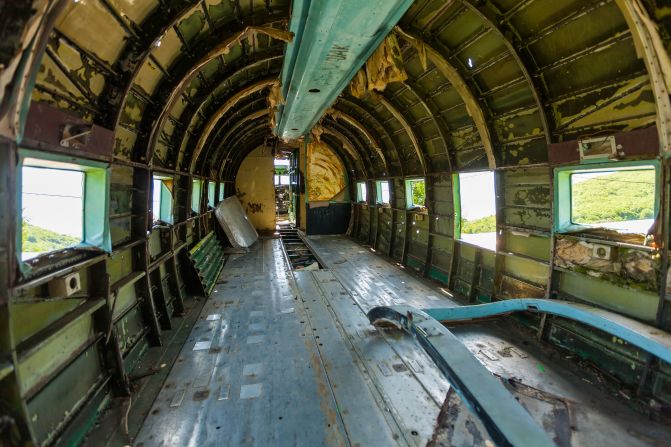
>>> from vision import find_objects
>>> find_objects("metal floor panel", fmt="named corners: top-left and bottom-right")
top-left (304, 236), bottom-right (671, 447)
top-left (134, 237), bottom-right (448, 447)
top-left (134, 239), bottom-right (347, 447)
top-left (135, 235), bottom-right (671, 447)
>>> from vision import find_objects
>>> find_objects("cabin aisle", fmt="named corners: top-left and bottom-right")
top-left (134, 239), bottom-right (350, 446)
top-left (134, 235), bottom-right (671, 447)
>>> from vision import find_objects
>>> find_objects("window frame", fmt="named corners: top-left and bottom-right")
top-left (453, 170), bottom-right (498, 251)
top-left (207, 181), bottom-right (216, 208)
top-left (219, 182), bottom-right (226, 201)
top-left (191, 178), bottom-right (203, 213)
top-left (405, 178), bottom-right (426, 210)
top-left (375, 180), bottom-right (390, 205)
top-left (17, 149), bottom-right (112, 270)
top-left (152, 173), bottom-right (174, 225)
top-left (553, 160), bottom-right (660, 235)
top-left (356, 181), bottom-right (368, 203)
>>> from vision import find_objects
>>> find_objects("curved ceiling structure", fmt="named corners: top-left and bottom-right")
top-left (1, 1), bottom-right (671, 446)
top-left (6, 0), bottom-right (664, 182)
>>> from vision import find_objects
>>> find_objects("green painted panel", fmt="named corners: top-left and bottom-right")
top-left (27, 344), bottom-right (103, 445)
top-left (18, 310), bottom-right (97, 394)
top-left (107, 248), bottom-right (133, 283)
top-left (502, 231), bottom-right (550, 261)
top-left (113, 282), bottom-right (139, 320)
top-left (116, 305), bottom-right (146, 354)
top-left (503, 255), bottom-right (548, 286)
top-left (559, 271), bottom-right (658, 322)
top-left (428, 266), bottom-right (449, 285)
top-left (11, 300), bottom-right (85, 345)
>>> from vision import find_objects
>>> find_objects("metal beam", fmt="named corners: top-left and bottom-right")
top-left (147, 26), bottom-right (291, 162)
top-left (325, 108), bottom-right (389, 174)
top-left (367, 305), bottom-right (555, 447)
top-left (188, 78), bottom-right (278, 172)
top-left (276, 0), bottom-right (414, 140)
top-left (616, 0), bottom-right (671, 155)
top-left (424, 298), bottom-right (671, 364)
top-left (372, 92), bottom-right (429, 176)
top-left (395, 27), bottom-right (497, 169)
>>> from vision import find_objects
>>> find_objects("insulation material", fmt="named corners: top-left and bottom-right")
top-left (306, 140), bottom-right (346, 202)
top-left (214, 196), bottom-right (259, 249)
top-left (349, 34), bottom-right (408, 98)
top-left (213, 26), bottom-right (293, 57)
top-left (555, 238), bottom-right (659, 287)
top-left (620, 250), bottom-right (658, 284)
top-left (350, 68), bottom-right (367, 98)
top-left (366, 34), bottom-right (407, 91)
top-left (267, 80), bottom-right (284, 130)
top-left (554, 239), bottom-right (620, 274)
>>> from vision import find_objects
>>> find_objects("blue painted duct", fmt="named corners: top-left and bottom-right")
top-left (275, 0), bottom-right (414, 141)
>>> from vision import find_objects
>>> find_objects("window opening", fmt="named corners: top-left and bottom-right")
top-left (356, 182), bottom-right (367, 203)
top-left (191, 179), bottom-right (202, 213)
top-left (376, 180), bottom-right (390, 205)
top-left (208, 181), bottom-right (216, 208)
top-left (152, 175), bottom-right (173, 224)
top-left (457, 171), bottom-right (496, 250)
top-left (21, 166), bottom-right (84, 260)
top-left (555, 163), bottom-right (658, 237)
top-left (274, 157), bottom-right (290, 186)
top-left (406, 178), bottom-right (426, 209)
top-left (275, 156), bottom-right (291, 225)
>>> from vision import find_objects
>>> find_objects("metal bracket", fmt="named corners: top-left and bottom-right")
top-left (424, 298), bottom-right (671, 365)
top-left (367, 305), bottom-right (555, 447)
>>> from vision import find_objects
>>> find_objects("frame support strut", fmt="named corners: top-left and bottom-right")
top-left (367, 305), bottom-right (555, 447)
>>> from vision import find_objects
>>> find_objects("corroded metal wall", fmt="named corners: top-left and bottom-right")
top-left (0, 0), bottom-right (670, 444)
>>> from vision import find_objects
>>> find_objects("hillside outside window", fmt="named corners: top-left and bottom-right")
top-left (554, 161), bottom-right (659, 240)
top-left (18, 150), bottom-right (111, 267)
top-left (455, 171), bottom-right (496, 251)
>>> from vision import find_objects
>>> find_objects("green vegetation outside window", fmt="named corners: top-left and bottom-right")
top-left (454, 171), bottom-right (496, 251)
top-left (18, 150), bottom-right (112, 268)
top-left (554, 161), bottom-right (659, 236)
top-left (375, 180), bottom-right (390, 205)
top-left (405, 178), bottom-right (426, 209)
top-left (356, 182), bottom-right (367, 203)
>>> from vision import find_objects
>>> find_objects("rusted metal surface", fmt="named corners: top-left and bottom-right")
top-left (2, 1), bottom-right (671, 445)
top-left (23, 102), bottom-right (114, 157)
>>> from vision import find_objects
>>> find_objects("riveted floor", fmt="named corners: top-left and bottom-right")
top-left (133, 235), bottom-right (671, 447)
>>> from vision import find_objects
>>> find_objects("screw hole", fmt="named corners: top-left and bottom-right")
top-left (308, 88), bottom-right (320, 93)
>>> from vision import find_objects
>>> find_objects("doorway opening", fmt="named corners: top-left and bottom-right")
top-left (274, 154), bottom-right (291, 226)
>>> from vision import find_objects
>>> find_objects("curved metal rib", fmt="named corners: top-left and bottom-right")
top-left (425, 299), bottom-right (671, 365)
top-left (367, 305), bottom-right (555, 447)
